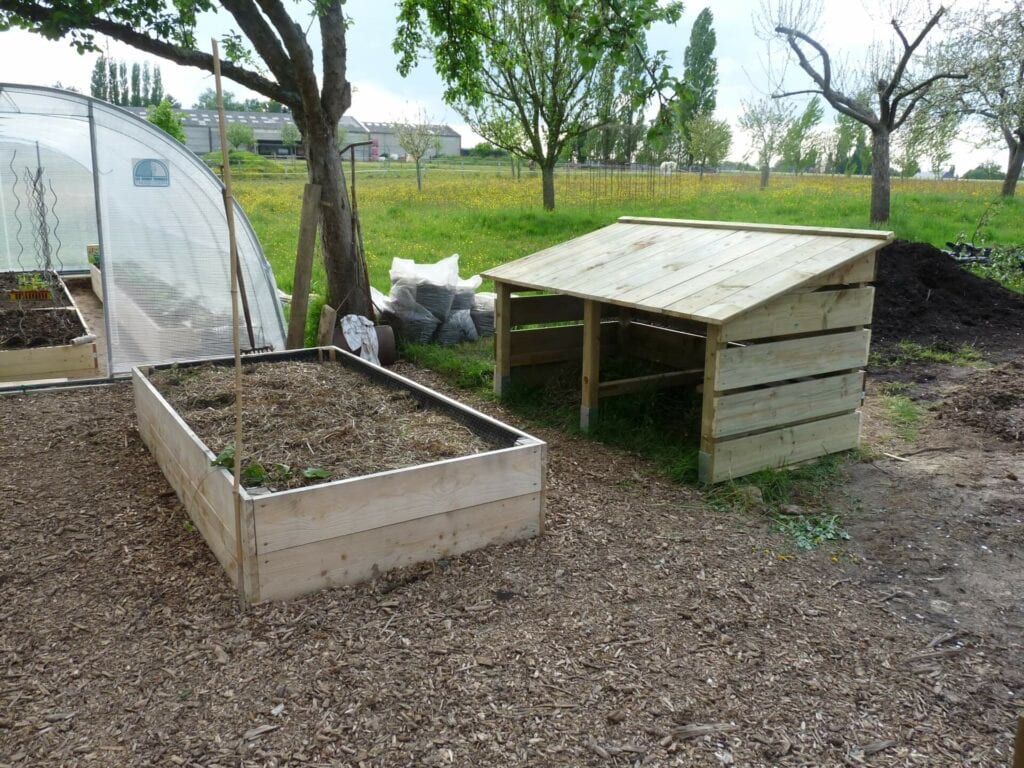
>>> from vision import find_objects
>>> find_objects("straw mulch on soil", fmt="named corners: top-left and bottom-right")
top-left (150, 360), bottom-right (502, 490)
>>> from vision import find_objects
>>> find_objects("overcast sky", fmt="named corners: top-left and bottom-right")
top-left (0, 0), bottom-right (1005, 172)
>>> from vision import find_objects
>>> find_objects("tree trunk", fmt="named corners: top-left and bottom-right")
top-left (304, 114), bottom-right (372, 318)
top-left (1002, 137), bottom-right (1023, 198)
top-left (870, 128), bottom-right (891, 224)
top-left (416, 158), bottom-right (423, 192)
top-left (760, 164), bottom-right (770, 189)
top-left (541, 163), bottom-right (556, 210)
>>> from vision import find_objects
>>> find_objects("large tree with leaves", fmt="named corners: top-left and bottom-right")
top-left (768, 2), bottom-right (964, 222)
top-left (940, 1), bottom-right (1024, 196)
top-left (395, 0), bottom-right (683, 210)
top-left (676, 7), bottom-right (717, 163)
top-left (1, 0), bottom-right (371, 317)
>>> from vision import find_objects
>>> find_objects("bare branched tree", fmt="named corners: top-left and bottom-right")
top-left (739, 97), bottom-right (794, 188)
top-left (766, 2), bottom-right (965, 222)
top-left (394, 112), bottom-right (442, 192)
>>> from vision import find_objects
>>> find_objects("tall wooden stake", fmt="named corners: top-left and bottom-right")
top-left (212, 40), bottom-right (247, 610)
top-left (1014, 716), bottom-right (1023, 768)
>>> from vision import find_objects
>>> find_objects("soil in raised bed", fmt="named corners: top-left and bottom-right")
top-left (151, 359), bottom-right (506, 490)
top-left (0, 307), bottom-right (84, 349)
top-left (873, 240), bottom-right (1024, 357)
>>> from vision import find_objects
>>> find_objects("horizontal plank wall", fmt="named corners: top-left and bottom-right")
top-left (700, 279), bottom-right (874, 483)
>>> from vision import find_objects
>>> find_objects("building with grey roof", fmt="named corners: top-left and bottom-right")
top-left (128, 108), bottom-right (460, 161)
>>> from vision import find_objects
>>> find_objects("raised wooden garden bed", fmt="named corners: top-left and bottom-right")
top-left (90, 263), bottom-right (103, 303)
top-left (0, 287), bottom-right (98, 383)
top-left (132, 347), bottom-right (546, 603)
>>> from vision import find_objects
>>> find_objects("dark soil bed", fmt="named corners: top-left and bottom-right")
top-left (873, 240), bottom-right (1024, 358)
top-left (0, 307), bottom-right (84, 349)
top-left (936, 360), bottom-right (1024, 442)
top-left (150, 360), bottom-right (503, 490)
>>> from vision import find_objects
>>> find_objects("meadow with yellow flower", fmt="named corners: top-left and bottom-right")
top-left (234, 163), bottom-right (1023, 308)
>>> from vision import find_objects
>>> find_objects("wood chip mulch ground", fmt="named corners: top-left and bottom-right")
top-left (150, 360), bottom-right (502, 490)
top-left (0, 369), bottom-right (1019, 767)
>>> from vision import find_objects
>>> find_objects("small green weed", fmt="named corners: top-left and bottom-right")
top-left (302, 467), bottom-right (331, 480)
top-left (709, 456), bottom-right (851, 550)
top-left (772, 513), bottom-right (850, 550)
top-left (879, 394), bottom-right (922, 441)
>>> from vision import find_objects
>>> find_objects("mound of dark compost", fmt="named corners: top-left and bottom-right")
top-left (873, 240), bottom-right (1024, 357)
top-left (936, 361), bottom-right (1024, 442)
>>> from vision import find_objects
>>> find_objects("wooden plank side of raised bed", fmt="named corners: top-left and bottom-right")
top-left (132, 371), bottom-right (242, 581)
top-left (715, 329), bottom-right (871, 391)
top-left (711, 371), bottom-right (864, 439)
top-left (0, 342), bottom-right (96, 379)
top-left (707, 412), bottom-right (861, 483)
top-left (256, 492), bottom-right (543, 602)
top-left (253, 443), bottom-right (544, 554)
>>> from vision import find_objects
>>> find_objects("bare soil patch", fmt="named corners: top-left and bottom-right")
top-left (0, 307), bottom-right (84, 349)
top-left (150, 360), bottom-right (502, 490)
top-left (936, 360), bottom-right (1024, 443)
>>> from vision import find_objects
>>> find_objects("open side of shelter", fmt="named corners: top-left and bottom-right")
top-left (482, 216), bottom-right (894, 483)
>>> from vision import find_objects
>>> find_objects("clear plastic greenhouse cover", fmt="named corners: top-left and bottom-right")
top-left (0, 83), bottom-right (286, 373)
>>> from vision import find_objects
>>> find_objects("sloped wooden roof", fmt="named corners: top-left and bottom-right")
top-left (483, 217), bottom-right (894, 324)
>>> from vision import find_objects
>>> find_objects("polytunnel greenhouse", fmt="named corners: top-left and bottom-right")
top-left (0, 83), bottom-right (285, 380)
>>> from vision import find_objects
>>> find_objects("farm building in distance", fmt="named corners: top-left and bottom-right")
top-left (126, 108), bottom-right (461, 161)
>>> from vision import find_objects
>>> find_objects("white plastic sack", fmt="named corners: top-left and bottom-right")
top-left (451, 273), bottom-right (484, 311)
top-left (435, 309), bottom-right (479, 346)
top-left (389, 253), bottom-right (460, 287)
top-left (471, 291), bottom-right (496, 337)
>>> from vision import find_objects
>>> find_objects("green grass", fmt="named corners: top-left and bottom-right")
top-left (234, 169), bottom-right (1024, 310)
top-left (879, 394), bottom-right (924, 441)
top-left (877, 340), bottom-right (989, 368)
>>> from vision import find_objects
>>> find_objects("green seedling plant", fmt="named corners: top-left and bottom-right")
top-left (772, 513), bottom-right (850, 550)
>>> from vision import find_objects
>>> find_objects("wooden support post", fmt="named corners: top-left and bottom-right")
top-left (494, 282), bottom-right (512, 398)
top-left (1014, 716), bottom-right (1024, 768)
top-left (317, 303), bottom-right (338, 348)
top-left (698, 323), bottom-right (725, 484)
top-left (286, 182), bottom-right (322, 349)
top-left (580, 299), bottom-right (601, 431)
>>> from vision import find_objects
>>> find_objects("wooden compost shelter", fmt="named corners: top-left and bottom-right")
top-left (482, 216), bottom-right (894, 483)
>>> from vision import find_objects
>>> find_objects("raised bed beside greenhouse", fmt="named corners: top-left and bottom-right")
top-left (133, 347), bottom-right (546, 603)
top-left (0, 271), bottom-right (98, 382)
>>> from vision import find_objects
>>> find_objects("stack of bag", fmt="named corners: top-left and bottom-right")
top-left (377, 254), bottom-right (496, 345)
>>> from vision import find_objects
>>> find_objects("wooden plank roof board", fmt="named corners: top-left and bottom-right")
top-left (482, 217), bottom-right (894, 325)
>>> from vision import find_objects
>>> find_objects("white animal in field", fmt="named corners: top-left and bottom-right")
top-left (660, 160), bottom-right (677, 175)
